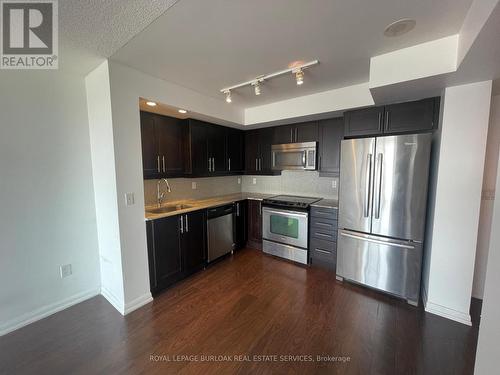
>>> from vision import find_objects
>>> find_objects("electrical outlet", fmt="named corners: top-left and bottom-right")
top-left (60, 264), bottom-right (72, 278)
top-left (332, 180), bottom-right (337, 189)
top-left (125, 192), bottom-right (135, 206)
top-left (252, 178), bottom-right (257, 185)
top-left (192, 182), bottom-right (197, 190)
top-left (237, 177), bottom-right (241, 185)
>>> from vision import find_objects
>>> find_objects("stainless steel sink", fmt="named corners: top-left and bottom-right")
top-left (147, 204), bottom-right (193, 214)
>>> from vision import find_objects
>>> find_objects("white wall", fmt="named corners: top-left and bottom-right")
top-left (0, 70), bottom-right (101, 335)
top-left (423, 81), bottom-right (492, 325)
top-left (103, 61), bottom-right (247, 311)
top-left (85, 62), bottom-right (126, 312)
top-left (474, 125), bottom-right (500, 374)
top-left (472, 94), bottom-right (500, 298)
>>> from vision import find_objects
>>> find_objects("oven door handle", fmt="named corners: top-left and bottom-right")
top-left (262, 208), bottom-right (308, 218)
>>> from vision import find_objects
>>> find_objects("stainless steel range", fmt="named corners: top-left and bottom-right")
top-left (262, 195), bottom-right (321, 264)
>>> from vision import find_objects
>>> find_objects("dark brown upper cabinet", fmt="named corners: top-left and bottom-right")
top-left (383, 98), bottom-right (438, 134)
top-left (140, 111), bottom-right (185, 179)
top-left (226, 128), bottom-right (245, 173)
top-left (184, 119), bottom-right (244, 177)
top-left (245, 127), bottom-right (275, 175)
top-left (318, 118), bottom-right (343, 176)
top-left (344, 107), bottom-right (385, 138)
top-left (273, 122), bottom-right (318, 144)
top-left (206, 124), bottom-right (227, 174)
top-left (344, 97), bottom-right (439, 138)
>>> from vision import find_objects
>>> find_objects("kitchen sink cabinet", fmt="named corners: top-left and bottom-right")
top-left (343, 97), bottom-right (439, 138)
top-left (146, 215), bottom-right (183, 293)
top-left (318, 117), bottom-right (343, 176)
top-left (247, 199), bottom-right (262, 250)
top-left (140, 111), bottom-right (185, 179)
top-left (146, 210), bottom-right (206, 294)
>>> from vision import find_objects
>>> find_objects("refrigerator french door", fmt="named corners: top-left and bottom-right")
top-left (337, 133), bottom-right (432, 305)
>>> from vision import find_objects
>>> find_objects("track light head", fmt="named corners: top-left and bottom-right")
top-left (252, 81), bottom-right (261, 96)
top-left (294, 69), bottom-right (304, 85)
top-left (224, 90), bottom-right (232, 103)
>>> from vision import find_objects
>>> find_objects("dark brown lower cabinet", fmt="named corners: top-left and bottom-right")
top-left (146, 210), bottom-right (206, 294)
top-left (247, 199), bottom-right (262, 250)
top-left (234, 200), bottom-right (247, 250)
top-left (146, 215), bottom-right (183, 293)
top-left (182, 210), bottom-right (206, 276)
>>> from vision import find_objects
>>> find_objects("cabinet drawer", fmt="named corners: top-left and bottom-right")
top-left (310, 221), bottom-right (338, 242)
top-left (310, 240), bottom-right (337, 271)
top-left (310, 237), bottom-right (336, 255)
top-left (310, 206), bottom-right (338, 220)
top-left (311, 217), bottom-right (337, 231)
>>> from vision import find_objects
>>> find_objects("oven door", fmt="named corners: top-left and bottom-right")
top-left (262, 207), bottom-right (308, 249)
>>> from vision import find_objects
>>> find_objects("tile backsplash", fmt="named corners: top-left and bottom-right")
top-left (144, 171), bottom-right (339, 205)
top-left (242, 171), bottom-right (339, 199)
top-left (144, 176), bottom-right (242, 205)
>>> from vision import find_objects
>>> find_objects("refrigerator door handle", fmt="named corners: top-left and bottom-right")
top-left (340, 231), bottom-right (415, 249)
top-left (364, 154), bottom-right (373, 217)
top-left (374, 153), bottom-right (383, 219)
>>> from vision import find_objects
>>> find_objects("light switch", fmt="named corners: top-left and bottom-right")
top-left (125, 192), bottom-right (135, 206)
top-left (237, 178), bottom-right (241, 185)
top-left (332, 180), bottom-right (337, 189)
top-left (60, 264), bottom-right (72, 278)
top-left (192, 182), bottom-right (197, 190)
top-left (252, 178), bottom-right (257, 185)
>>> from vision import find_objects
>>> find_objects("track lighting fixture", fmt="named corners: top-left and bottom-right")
top-left (220, 60), bottom-right (318, 103)
top-left (294, 68), bottom-right (304, 85)
top-left (252, 81), bottom-right (261, 96)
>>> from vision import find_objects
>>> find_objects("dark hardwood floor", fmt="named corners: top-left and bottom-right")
top-left (0, 248), bottom-right (480, 375)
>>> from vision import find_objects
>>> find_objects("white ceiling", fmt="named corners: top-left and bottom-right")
top-left (57, 0), bottom-right (180, 74)
top-left (111, 0), bottom-right (473, 107)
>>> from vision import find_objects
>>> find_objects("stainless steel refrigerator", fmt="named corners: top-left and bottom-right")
top-left (337, 133), bottom-right (432, 305)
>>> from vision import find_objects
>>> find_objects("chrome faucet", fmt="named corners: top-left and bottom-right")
top-left (157, 178), bottom-right (172, 207)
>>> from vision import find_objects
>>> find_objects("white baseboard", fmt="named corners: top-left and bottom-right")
top-left (100, 285), bottom-right (125, 315)
top-left (424, 299), bottom-right (472, 326)
top-left (124, 292), bottom-right (153, 315)
top-left (0, 288), bottom-right (100, 337)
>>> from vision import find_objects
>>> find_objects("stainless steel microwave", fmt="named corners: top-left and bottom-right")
top-left (271, 142), bottom-right (317, 171)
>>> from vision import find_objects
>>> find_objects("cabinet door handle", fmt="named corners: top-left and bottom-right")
top-left (228, 158), bottom-right (231, 171)
top-left (259, 158), bottom-right (262, 171)
top-left (319, 156), bottom-right (322, 170)
top-left (290, 128), bottom-right (293, 143)
top-left (157, 156), bottom-right (160, 173)
top-left (255, 158), bottom-right (258, 171)
top-left (236, 202), bottom-right (240, 216)
top-left (185, 215), bottom-right (189, 233)
top-left (162, 156), bottom-right (166, 173)
top-left (295, 128), bottom-right (298, 142)
top-left (208, 157), bottom-right (211, 172)
top-left (385, 111), bottom-right (390, 130)
top-left (213, 158), bottom-right (216, 172)
top-left (180, 215), bottom-right (184, 234)
top-left (378, 112), bottom-right (382, 131)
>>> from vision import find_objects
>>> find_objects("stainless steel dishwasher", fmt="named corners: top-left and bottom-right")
top-left (207, 204), bottom-right (235, 262)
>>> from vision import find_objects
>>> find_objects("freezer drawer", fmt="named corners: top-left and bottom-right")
top-left (336, 229), bottom-right (422, 304)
